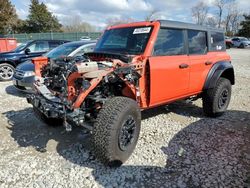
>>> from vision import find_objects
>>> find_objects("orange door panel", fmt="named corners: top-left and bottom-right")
top-left (188, 51), bottom-right (231, 93)
top-left (188, 54), bottom-right (210, 93)
top-left (187, 29), bottom-right (212, 93)
top-left (149, 55), bottom-right (190, 106)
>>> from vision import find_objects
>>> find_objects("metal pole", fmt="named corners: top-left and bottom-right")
top-left (51, 30), bottom-right (53, 40)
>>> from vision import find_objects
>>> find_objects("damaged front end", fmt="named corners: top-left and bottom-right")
top-left (27, 53), bottom-right (143, 131)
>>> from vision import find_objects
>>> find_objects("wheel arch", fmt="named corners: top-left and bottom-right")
top-left (121, 85), bottom-right (136, 100)
top-left (203, 61), bottom-right (235, 90)
top-left (0, 61), bottom-right (16, 67)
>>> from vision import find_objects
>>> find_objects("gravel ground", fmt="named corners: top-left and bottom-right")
top-left (0, 48), bottom-right (249, 188)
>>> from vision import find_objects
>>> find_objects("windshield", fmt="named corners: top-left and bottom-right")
top-left (95, 26), bottom-right (153, 55)
top-left (45, 43), bottom-right (83, 59)
top-left (12, 41), bottom-right (30, 52)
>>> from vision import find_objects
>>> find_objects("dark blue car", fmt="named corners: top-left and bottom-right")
top-left (0, 39), bottom-right (69, 81)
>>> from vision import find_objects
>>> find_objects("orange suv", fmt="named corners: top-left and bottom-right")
top-left (27, 20), bottom-right (235, 166)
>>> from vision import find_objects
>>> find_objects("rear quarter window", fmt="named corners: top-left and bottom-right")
top-left (210, 32), bottom-right (225, 51)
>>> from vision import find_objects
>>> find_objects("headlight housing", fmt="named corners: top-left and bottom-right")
top-left (24, 71), bottom-right (35, 77)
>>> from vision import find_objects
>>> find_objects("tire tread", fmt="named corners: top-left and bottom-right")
top-left (202, 77), bottom-right (231, 117)
top-left (93, 97), bottom-right (140, 166)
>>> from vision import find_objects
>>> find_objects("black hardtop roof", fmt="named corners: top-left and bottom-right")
top-left (158, 20), bottom-right (224, 33)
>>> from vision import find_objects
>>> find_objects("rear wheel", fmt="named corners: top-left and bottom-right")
top-left (0, 63), bottom-right (15, 81)
top-left (92, 97), bottom-right (141, 167)
top-left (33, 107), bottom-right (63, 126)
top-left (202, 78), bottom-right (232, 117)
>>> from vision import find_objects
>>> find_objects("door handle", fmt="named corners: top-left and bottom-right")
top-left (179, 63), bottom-right (189, 69)
top-left (205, 61), bottom-right (212, 65)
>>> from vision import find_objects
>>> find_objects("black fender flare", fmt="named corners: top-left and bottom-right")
top-left (203, 61), bottom-right (235, 90)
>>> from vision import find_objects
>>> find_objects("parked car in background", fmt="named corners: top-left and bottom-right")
top-left (231, 37), bottom-right (250, 48)
top-left (225, 36), bottom-right (233, 49)
top-left (80, 36), bottom-right (91, 41)
top-left (0, 39), bottom-right (69, 81)
top-left (13, 41), bottom-right (96, 90)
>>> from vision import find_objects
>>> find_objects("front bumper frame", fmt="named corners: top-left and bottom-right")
top-left (27, 94), bottom-right (65, 118)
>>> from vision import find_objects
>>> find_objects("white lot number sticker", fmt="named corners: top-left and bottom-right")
top-left (211, 37), bottom-right (214, 44)
top-left (133, 27), bottom-right (151, 34)
top-left (216, 45), bottom-right (222, 50)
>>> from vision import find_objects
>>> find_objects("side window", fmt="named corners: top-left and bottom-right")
top-left (49, 41), bottom-right (61, 50)
top-left (28, 43), bottom-right (36, 52)
top-left (28, 41), bottom-right (49, 52)
top-left (188, 30), bottom-right (207, 55)
top-left (153, 28), bottom-right (185, 56)
top-left (211, 32), bottom-right (225, 51)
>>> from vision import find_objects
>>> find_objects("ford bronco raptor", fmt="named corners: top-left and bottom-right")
top-left (27, 20), bottom-right (235, 166)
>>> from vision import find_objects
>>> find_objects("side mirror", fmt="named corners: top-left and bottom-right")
top-left (25, 48), bottom-right (31, 54)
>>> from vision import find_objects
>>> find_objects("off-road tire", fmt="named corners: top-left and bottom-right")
top-left (202, 77), bottom-right (232, 117)
top-left (33, 107), bottom-right (63, 126)
top-left (93, 97), bottom-right (141, 167)
top-left (0, 63), bottom-right (15, 81)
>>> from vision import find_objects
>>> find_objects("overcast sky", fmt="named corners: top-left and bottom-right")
top-left (11, 0), bottom-right (250, 29)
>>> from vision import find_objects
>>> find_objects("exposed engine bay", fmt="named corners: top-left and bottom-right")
top-left (27, 54), bottom-right (142, 131)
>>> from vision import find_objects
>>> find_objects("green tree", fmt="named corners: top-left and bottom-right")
top-left (12, 19), bottom-right (28, 34)
top-left (238, 14), bottom-right (250, 37)
top-left (0, 0), bottom-right (18, 34)
top-left (26, 0), bottom-right (62, 33)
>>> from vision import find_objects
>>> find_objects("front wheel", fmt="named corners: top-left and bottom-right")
top-left (0, 63), bottom-right (15, 81)
top-left (92, 97), bottom-right (141, 167)
top-left (202, 78), bottom-right (232, 117)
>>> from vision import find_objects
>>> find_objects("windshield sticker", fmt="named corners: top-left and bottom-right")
top-left (133, 27), bottom-right (151, 34)
top-left (216, 45), bottom-right (222, 50)
top-left (211, 37), bottom-right (214, 44)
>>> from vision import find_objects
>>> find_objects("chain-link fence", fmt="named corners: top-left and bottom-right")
top-left (4, 32), bottom-right (101, 43)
